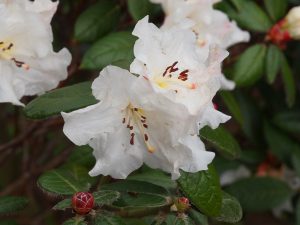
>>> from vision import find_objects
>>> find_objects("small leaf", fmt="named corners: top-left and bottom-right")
top-left (188, 209), bottom-right (208, 225)
top-left (24, 82), bottom-right (97, 120)
top-left (281, 55), bottom-right (296, 107)
top-left (220, 91), bottom-right (243, 125)
top-left (273, 110), bottom-right (300, 133)
top-left (226, 177), bottom-right (293, 212)
top-left (74, 0), bottom-right (121, 42)
top-left (214, 192), bottom-right (242, 223)
top-left (200, 126), bottom-right (241, 160)
top-left (38, 167), bottom-right (94, 195)
top-left (0, 196), bottom-right (29, 214)
top-left (81, 32), bottom-right (136, 70)
top-left (233, 44), bottom-right (267, 86)
top-left (53, 199), bottom-right (71, 211)
top-left (93, 190), bottom-right (120, 206)
top-left (63, 218), bottom-right (87, 225)
top-left (165, 215), bottom-right (195, 225)
top-left (95, 215), bottom-right (126, 225)
top-left (266, 45), bottom-right (283, 84)
top-left (264, 0), bottom-right (287, 21)
top-left (178, 165), bottom-right (222, 217)
top-left (128, 0), bottom-right (156, 21)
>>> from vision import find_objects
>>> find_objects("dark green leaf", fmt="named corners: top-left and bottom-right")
top-left (128, 0), bottom-right (155, 21)
top-left (63, 218), bottom-right (87, 225)
top-left (292, 151), bottom-right (300, 178)
top-left (0, 196), bottom-right (29, 214)
top-left (220, 91), bottom-right (243, 125)
top-left (24, 82), bottom-right (97, 120)
top-left (95, 215), bottom-right (126, 225)
top-left (93, 190), bottom-right (120, 206)
top-left (200, 126), bottom-right (241, 160)
top-left (81, 32), bottom-right (136, 70)
top-left (217, 1), bottom-right (272, 32)
top-left (165, 215), bottom-right (195, 225)
top-left (281, 55), bottom-right (296, 107)
top-left (264, 121), bottom-right (300, 163)
top-left (128, 166), bottom-right (176, 190)
top-left (102, 180), bottom-right (168, 196)
top-left (233, 44), bottom-right (267, 86)
top-left (226, 177), bottom-right (292, 212)
top-left (214, 192), bottom-right (242, 223)
top-left (38, 167), bottom-right (94, 195)
top-left (188, 209), bottom-right (208, 225)
top-left (53, 199), bottom-right (71, 210)
top-left (178, 165), bottom-right (222, 217)
top-left (266, 45), bottom-right (283, 84)
top-left (0, 221), bottom-right (18, 225)
top-left (273, 110), bottom-right (300, 133)
top-left (65, 146), bottom-right (95, 169)
top-left (264, 0), bottom-right (287, 21)
top-left (296, 197), bottom-right (300, 225)
top-left (74, 0), bottom-right (121, 42)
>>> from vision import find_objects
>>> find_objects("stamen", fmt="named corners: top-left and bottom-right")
top-left (130, 133), bottom-right (135, 145)
top-left (163, 61), bottom-right (178, 76)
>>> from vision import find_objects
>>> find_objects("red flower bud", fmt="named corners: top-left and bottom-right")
top-left (72, 192), bottom-right (94, 215)
top-left (178, 197), bottom-right (190, 206)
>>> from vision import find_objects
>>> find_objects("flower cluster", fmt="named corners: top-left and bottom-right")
top-left (0, 0), bottom-right (71, 106)
top-left (62, 11), bottom-right (239, 179)
top-left (150, 0), bottom-right (250, 90)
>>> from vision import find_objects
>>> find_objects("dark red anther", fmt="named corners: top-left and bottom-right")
top-left (72, 192), bottom-right (94, 215)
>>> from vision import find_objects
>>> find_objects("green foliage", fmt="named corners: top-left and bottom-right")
top-left (220, 91), bottom-right (243, 125)
top-left (63, 218), bottom-right (87, 225)
top-left (94, 215), bottom-right (126, 225)
top-left (273, 110), bottom-right (300, 133)
top-left (264, 0), bottom-right (288, 21)
top-left (94, 190), bottom-right (120, 206)
top-left (24, 82), bottom-right (97, 119)
top-left (226, 177), bottom-right (293, 212)
top-left (188, 209), bottom-right (208, 225)
top-left (74, 0), bottom-right (121, 42)
top-left (81, 32), bottom-right (137, 70)
top-left (266, 45), bottom-right (283, 84)
top-left (53, 198), bottom-right (71, 211)
top-left (281, 55), bottom-right (296, 107)
top-left (178, 165), bottom-right (222, 217)
top-left (200, 126), bottom-right (241, 160)
top-left (214, 192), bottom-right (243, 223)
top-left (128, 0), bottom-right (156, 21)
top-left (38, 166), bottom-right (96, 195)
top-left (0, 196), bottom-right (29, 214)
top-left (233, 44), bottom-right (267, 86)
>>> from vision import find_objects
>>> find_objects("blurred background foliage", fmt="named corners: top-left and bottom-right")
top-left (1, 0), bottom-right (300, 224)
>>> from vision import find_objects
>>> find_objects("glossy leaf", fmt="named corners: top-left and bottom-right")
top-left (53, 199), bottom-right (71, 210)
top-left (38, 167), bottom-right (94, 195)
top-left (226, 177), bottom-right (292, 212)
top-left (24, 82), bottom-right (97, 120)
top-left (128, 0), bottom-right (156, 21)
top-left (220, 91), bottom-right (243, 125)
top-left (178, 165), bottom-right (222, 217)
top-left (233, 44), bottom-right (267, 86)
top-left (214, 192), bottom-right (242, 223)
top-left (264, 0), bottom-right (287, 21)
top-left (266, 45), bottom-right (283, 84)
top-left (188, 209), bottom-right (208, 225)
top-left (81, 32), bottom-right (136, 70)
top-left (273, 110), bottom-right (300, 133)
top-left (94, 215), bottom-right (126, 225)
top-left (63, 218), bottom-right (87, 225)
top-left (200, 126), bottom-right (241, 160)
top-left (281, 55), bottom-right (296, 107)
top-left (74, 0), bottom-right (120, 42)
top-left (0, 196), bottom-right (28, 214)
top-left (93, 190), bottom-right (120, 206)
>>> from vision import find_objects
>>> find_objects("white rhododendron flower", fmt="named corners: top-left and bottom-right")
top-left (62, 66), bottom-right (215, 179)
top-left (150, 0), bottom-right (250, 89)
top-left (0, 0), bottom-right (71, 106)
top-left (130, 17), bottom-right (230, 131)
top-left (285, 6), bottom-right (300, 39)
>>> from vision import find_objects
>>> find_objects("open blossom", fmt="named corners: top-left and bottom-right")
top-left (62, 66), bottom-right (215, 179)
top-left (130, 16), bottom-right (230, 131)
top-left (0, 0), bottom-right (71, 106)
top-left (150, 0), bottom-right (250, 90)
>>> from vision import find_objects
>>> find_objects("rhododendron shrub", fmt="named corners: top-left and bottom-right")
top-left (1, 0), bottom-right (300, 225)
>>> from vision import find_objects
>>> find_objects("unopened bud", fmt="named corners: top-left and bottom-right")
top-left (171, 197), bottom-right (190, 213)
